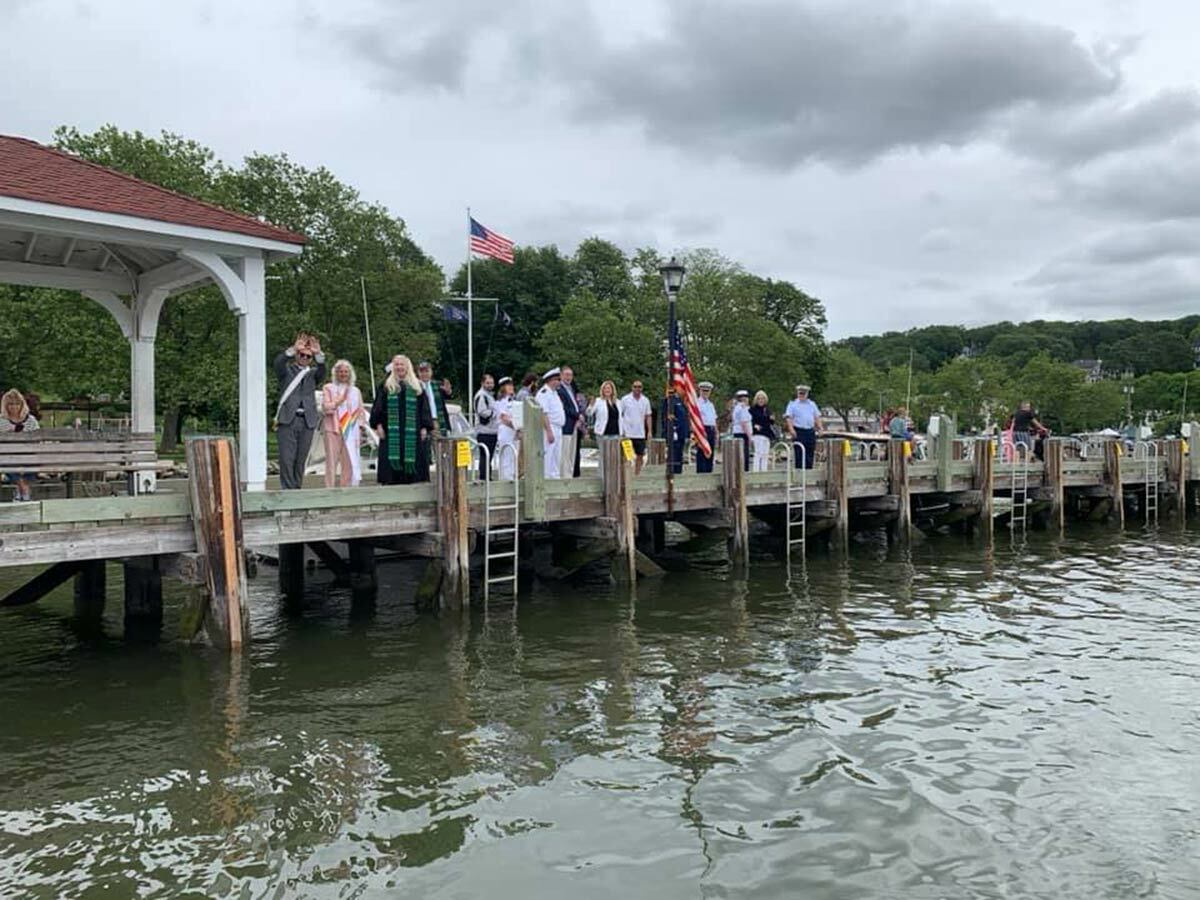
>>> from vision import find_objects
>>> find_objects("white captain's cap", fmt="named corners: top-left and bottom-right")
top-left (735, 389), bottom-right (749, 398)
top-left (497, 376), bottom-right (513, 387)
top-left (795, 383), bottom-right (811, 392)
top-left (698, 380), bottom-right (714, 390)
top-left (542, 367), bottom-right (562, 382)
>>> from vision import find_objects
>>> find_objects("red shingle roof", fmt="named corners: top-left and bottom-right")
top-left (0, 135), bottom-right (306, 246)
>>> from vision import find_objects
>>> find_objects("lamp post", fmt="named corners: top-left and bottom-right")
top-left (1122, 368), bottom-right (1135, 426)
top-left (659, 257), bottom-right (686, 512)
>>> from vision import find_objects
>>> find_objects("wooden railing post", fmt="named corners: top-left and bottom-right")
top-left (827, 437), bottom-right (849, 549)
top-left (601, 438), bottom-right (636, 582)
top-left (888, 439), bottom-right (911, 543)
top-left (185, 436), bottom-right (249, 649)
top-left (436, 437), bottom-right (470, 609)
top-left (520, 399), bottom-right (546, 521)
top-left (721, 436), bottom-right (749, 567)
top-left (935, 414), bottom-right (954, 492)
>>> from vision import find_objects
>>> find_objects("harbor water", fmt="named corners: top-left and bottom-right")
top-left (1, 528), bottom-right (1197, 898)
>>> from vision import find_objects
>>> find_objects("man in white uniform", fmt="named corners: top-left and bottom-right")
top-left (618, 379), bottom-right (653, 476)
top-left (695, 380), bottom-right (718, 473)
top-left (536, 367), bottom-right (566, 479)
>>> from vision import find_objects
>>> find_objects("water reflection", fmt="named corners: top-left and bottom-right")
top-left (1, 529), bottom-right (1198, 897)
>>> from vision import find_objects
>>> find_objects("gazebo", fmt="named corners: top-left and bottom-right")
top-left (0, 135), bottom-right (306, 490)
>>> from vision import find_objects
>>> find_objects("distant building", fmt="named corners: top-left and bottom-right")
top-left (1072, 359), bottom-right (1105, 383)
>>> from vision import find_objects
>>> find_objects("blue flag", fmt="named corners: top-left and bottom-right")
top-left (442, 304), bottom-right (468, 322)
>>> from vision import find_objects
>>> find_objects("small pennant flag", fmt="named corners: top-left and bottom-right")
top-left (442, 303), bottom-right (468, 322)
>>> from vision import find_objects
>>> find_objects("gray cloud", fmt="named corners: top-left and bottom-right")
top-left (1006, 88), bottom-right (1200, 165)
top-left (529, 0), bottom-right (1123, 168)
top-left (1065, 141), bottom-right (1200, 219)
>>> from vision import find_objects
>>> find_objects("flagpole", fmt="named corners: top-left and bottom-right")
top-left (465, 207), bottom-right (475, 426)
top-left (360, 276), bottom-right (376, 400)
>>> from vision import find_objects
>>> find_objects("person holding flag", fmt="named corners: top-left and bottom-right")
top-left (668, 322), bottom-right (713, 470)
top-left (695, 381), bottom-right (718, 473)
top-left (321, 359), bottom-right (368, 487)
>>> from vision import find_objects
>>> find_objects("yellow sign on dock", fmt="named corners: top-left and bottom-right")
top-left (456, 441), bottom-right (472, 468)
top-left (621, 439), bottom-right (635, 462)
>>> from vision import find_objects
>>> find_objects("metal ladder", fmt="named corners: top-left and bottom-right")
top-left (1134, 440), bottom-right (1159, 526)
top-left (482, 441), bottom-right (520, 601)
top-left (775, 440), bottom-right (807, 562)
top-left (1009, 442), bottom-right (1030, 532)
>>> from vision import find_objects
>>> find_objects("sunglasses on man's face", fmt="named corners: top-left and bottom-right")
top-left (297, 352), bottom-right (312, 359)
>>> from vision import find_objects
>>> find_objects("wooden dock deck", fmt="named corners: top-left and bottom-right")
top-left (2, 418), bottom-right (1195, 648)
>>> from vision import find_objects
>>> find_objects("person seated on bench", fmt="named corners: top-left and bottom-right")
top-left (0, 388), bottom-right (39, 501)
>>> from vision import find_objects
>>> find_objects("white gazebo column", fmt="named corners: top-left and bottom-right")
top-left (238, 255), bottom-right (268, 490)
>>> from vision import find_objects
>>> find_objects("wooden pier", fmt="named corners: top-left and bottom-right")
top-left (2, 411), bottom-right (1196, 648)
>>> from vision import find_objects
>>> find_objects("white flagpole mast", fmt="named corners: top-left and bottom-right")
top-left (360, 276), bottom-right (376, 400)
top-left (467, 206), bottom-right (475, 425)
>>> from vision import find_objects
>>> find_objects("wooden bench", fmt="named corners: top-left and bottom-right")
top-left (0, 430), bottom-right (158, 497)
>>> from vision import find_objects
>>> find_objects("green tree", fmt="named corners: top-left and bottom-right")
top-left (535, 294), bottom-right (660, 389)
top-left (821, 348), bottom-right (880, 428)
top-left (927, 356), bottom-right (1011, 430)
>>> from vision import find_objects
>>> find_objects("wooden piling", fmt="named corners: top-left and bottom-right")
top-left (435, 437), bottom-right (470, 609)
top-left (935, 416), bottom-right (954, 493)
top-left (1163, 439), bottom-right (1187, 521)
top-left (601, 438), bottom-right (636, 582)
top-left (73, 559), bottom-right (107, 623)
top-left (888, 439), bottom-right (912, 542)
top-left (1043, 440), bottom-right (1065, 531)
top-left (721, 436), bottom-right (749, 567)
top-left (973, 438), bottom-right (994, 538)
top-left (122, 556), bottom-right (163, 638)
top-left (520, 399), bottom-right (546, 521)
top-left (347, 539), bottom-right (377, 589)
top-left (185, 436), bottom-right (249, 649)
top-left (1104, 440), bottom-right (1125, 528)
top-left (827, 438), bottom-right (850, 549)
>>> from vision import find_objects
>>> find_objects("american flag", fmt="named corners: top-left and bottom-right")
top-left (671, 322), bottom-right (712, 459)
top-left (470, 217), bottom-right (515, 265)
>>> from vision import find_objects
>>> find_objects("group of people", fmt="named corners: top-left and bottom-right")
top-left (272, 331), bottom-right (829, 489)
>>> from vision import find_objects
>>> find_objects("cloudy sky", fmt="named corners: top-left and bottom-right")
top-left (4, 0), bottom-right (1200, 337)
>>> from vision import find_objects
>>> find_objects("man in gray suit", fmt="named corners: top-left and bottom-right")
top-left (273, 332), bottom-right (325, 489)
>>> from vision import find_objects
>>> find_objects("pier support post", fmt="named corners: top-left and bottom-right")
top-left (722, 437), bottom-right (749, 567)
top-left (122, 556), bottom-right (163, 640)
top-left (520, 400), bottom-right (546, 521)
top-left (185, 436), bottom-right (250, 649)
top-left (601, 438), bottom-right (636, 582)
top-left (1044, 440), bottom-right (1064, 532)
top-left (935, 415), bottom-right (954, 493)
top-left (827, 438), bottom-right (850, 550)
top-left (277, 544), bottom-right (305, 607)
top-left (1165, 439), bottom-right (1187, 521)
top-left (888, 439), bottom-right (911, 543)
top-left (436, 437), bottom-right (470, 610)
top-left (1104, 440), bottom-right (1124, 528)
top-left (73, 559), bottom-right (107, 624)
top-left (974, 438), bottom-right (994, 539)
top-left (347, 539), bottom-right (377, 589)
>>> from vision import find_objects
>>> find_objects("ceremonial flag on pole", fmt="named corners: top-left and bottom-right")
top-left (470, 217), bottom-right (515, 265)
top-left (671, 322), bottom-right (712, 459)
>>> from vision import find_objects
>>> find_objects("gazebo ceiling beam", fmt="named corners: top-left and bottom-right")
top-left (60, 238), bottom-right (76, 266)
top-left (137, 258), bottom-right (206, 296)
top-left (22, 232), bottom-right (37, 262)
top-left (0, 258), bottom-right (132, 295)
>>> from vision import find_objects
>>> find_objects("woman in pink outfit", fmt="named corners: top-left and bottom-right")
top-left (321, 360), bottom-right (367, 487)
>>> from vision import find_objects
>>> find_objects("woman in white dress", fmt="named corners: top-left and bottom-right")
top-left (320, 360), bottom-right (368, 486)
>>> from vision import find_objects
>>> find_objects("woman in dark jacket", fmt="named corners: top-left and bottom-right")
top-left (749, 390), bottom-right (777, 472)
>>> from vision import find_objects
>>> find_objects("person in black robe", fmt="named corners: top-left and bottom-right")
top-left (370, 355), bottom-right (434, 485)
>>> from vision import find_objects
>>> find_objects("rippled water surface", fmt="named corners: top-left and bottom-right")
top-left (1, 528), bottom-right (1198, 898)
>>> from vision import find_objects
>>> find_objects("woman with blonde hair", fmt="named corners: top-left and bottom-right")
top-left (589, 379), bottom-right (621, 438)
top-left (749, 389), bottom-right (777, 472)
top-left (1, 389), bottom-right (39, 501)
top-left (321, 359), bottom-right (368, 487)
top-left (369, 354), bottom-right (434, 484)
